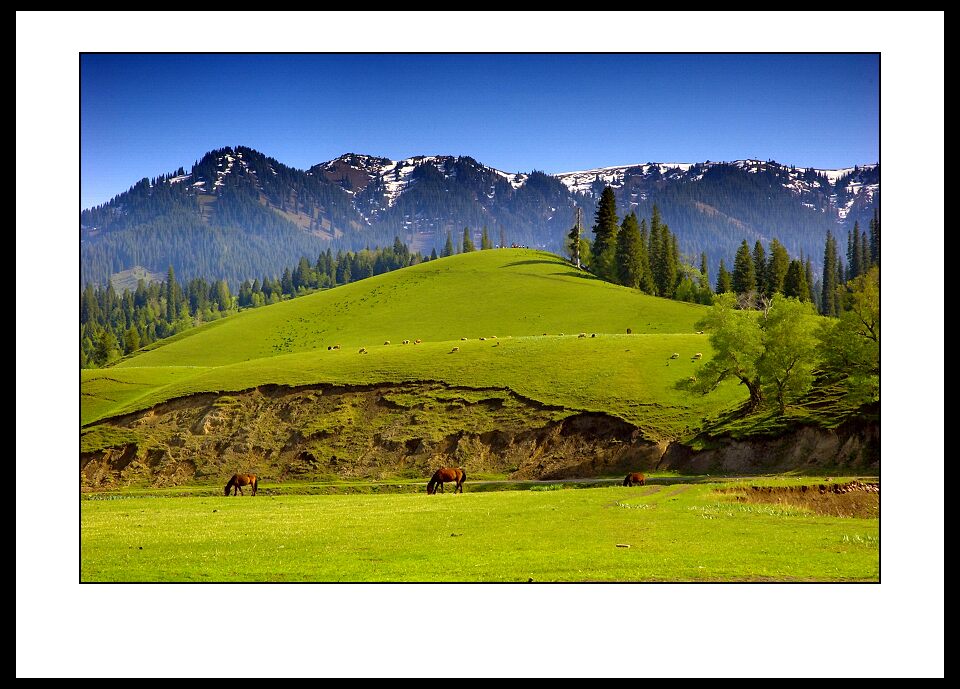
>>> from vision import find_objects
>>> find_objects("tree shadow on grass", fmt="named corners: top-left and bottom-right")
top-left (549, 270), bottom-right (604, 281)
top-left (500, 259), bottom-right (564, 268)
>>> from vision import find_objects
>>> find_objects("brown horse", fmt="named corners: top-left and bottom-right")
top-left (426, 467), bottom-right (466, 494)
top-left (224, 473), bottom-right (259, 496)
top-left (623, 472), bottom-right (645, 487)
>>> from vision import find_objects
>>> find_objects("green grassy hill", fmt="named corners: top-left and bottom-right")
top-left (82, 249), bottom-right (746, 438)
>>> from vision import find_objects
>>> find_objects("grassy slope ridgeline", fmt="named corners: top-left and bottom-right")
top-left (82, 250), bottom-right (746, 437)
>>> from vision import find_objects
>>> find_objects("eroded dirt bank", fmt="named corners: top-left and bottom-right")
top-left (80, 383), bottom-right (664, 489)
top-left (80, 383), bottom-right (879, 490)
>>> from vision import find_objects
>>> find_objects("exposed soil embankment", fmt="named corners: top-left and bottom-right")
top-left (659, 417), bottom-right (879, 474)
top-left (717, 480), bottom-right (880, 518)
top-left (80, 383), bottom-right (880, 490)
top-left (80, 382), bottom-right (663, 489)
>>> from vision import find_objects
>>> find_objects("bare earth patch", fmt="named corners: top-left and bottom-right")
top-left (717, 480), bottom-right (879, 518)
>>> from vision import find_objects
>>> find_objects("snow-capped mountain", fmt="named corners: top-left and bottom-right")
top-left (81, 147), bottom-right (879, 287)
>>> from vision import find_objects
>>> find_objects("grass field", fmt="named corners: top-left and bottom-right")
top-left (81, 478), bottom-right (879, 582)
top-left (81, 250), bottom-right (747, 436)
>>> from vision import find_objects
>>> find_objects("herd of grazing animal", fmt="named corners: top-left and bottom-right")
top-left (226, 468), bottom-right (652, 497)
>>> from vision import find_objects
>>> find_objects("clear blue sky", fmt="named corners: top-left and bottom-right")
top-left (81, 54), bottom-right (879, 209)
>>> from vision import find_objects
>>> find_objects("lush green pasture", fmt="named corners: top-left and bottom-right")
top-left (116, 249), bottom-right (708, 369)
top-left (82, 334), bottom-right (744, 436)
top-left (81, 479), bottom-right (879, 582)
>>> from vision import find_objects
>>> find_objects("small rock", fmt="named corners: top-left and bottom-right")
top-left (616, 544), bottom-right (631, 548)
top-left (138, 546), bottom-right (143, 550)
top-left (212, 509), bottom-right (218, 513)
top-left (527, 578), bottom-right (534, 583)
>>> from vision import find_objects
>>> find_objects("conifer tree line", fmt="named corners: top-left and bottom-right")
top-left (578, 188), bottom-right (713, 305)
top-left (578, 186), bottom-right (879, 318)
top-left (80, 238), bottom-right (429, 368)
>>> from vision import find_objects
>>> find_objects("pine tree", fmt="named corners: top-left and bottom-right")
top-left (804, 257), bottom-right (817, 306)
top-left (591, 186), bottom-right (619, 280)
top-left (124, 325), bottom-right (141, 353)
top-left (281, 267), bottom-right (294, 295)
top-left (480, 226), bottom-right (492, 250)
top-left (869, 208), bottom-right (880, 268)
top-left (165, 265), bottom-right (177, 323)
top-left (430, 248), bottom-right (438, 261)
top-left (442, 231), bottom-right (454, 258)
top-left (850, 221), bottom-right (864, 280)
top-left (462, 227), bottom-right (475, 252)
top-left (615, 212), bottom-right (643, 288)
top-left (752, 240), bottom-right (767, 295)
top-left (567, 208), bottom-right (582, 268)
top-left (699, 253), bottom-right (710, 290)
top-left (821, 231), bottom-right (837, 316)
top-left (783, 259), bottom-right (809, 301)
top-left (732, 240), bottom-right (756, 295)
top-left (716, 258), bottom-right (732, 294)
top-left (860, 228), bottom-right (870, 275)
top-left (766, 239), bottom-right (790, 295)
top-left (638, 220), bottom-right (655, 294)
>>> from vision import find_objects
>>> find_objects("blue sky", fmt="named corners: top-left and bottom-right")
top-left (81, 54), bottom-right (879, 209)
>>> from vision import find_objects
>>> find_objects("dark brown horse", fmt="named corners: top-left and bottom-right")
top-left (426, 467), bottom-right (466, 494)
top-left (623, 472), bottom-right (645, 487)
top-left (224, 473), bottom-right (259, 496)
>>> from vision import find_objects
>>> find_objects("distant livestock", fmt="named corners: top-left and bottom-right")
top-left (451, 346), bottom-right (460, 353)
top-left (333, 344), bottom-right (341, 350)
top-left (591, 333), bottom-right (597, 338)
top-left (696, 331), bottom-right (704, 335)
top-left (461, 337), bottom-right (468, 341)
top-left (626, 328), bottom-right (632, 334)
top-left (623, 472), bottom-right (645, 487)
top-left (384, 340), bottom-right (391, 345)
top-left (578, 333), bottom-right (587, 338)
top-left (670, 353), bottom-right (680, 359)
top-left (480, 337), bottom-right (487, 341)
top-left (558, 332), bottom-right (564, 336)
top-left (414, 339), bottom-right (422, 344)
top-left (358, 347), bottom-right (368, 354)
top-left (693, 352), bottom-right (703, 359)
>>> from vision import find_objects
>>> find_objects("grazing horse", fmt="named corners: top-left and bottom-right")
top-left (623, 472), bottom-right (645, 487)
top-left (426, 467), bottom-right (466, 494)
top-left (224, 473), bottom-right (259, 496)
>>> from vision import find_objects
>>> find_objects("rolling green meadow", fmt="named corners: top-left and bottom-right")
top-left (81, 478), bottom-right (879, 582)
top-left (82, 250), bottom-right (746, 437)
top-left (80, 249), bottom-right (877, 582)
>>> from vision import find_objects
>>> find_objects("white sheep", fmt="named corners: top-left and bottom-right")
top-left (670, 353), bottom-right (680, 359)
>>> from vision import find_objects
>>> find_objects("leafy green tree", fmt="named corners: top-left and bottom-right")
top-left (591, 186), bottom-right (619, 280)
top-left (716, 258), bottom-right (732, 294)
top-left (615, 212), bottom-right (644, 288)
top-left (690, 293), bottom-right (764, 411)
top-left (816, 266), bottom-right (879, 402)
top-left (689, 293), bottom-right (819, 415)
top-left (757, 296), bottom-right (818, 413)
top-left (731, 240), bottom-right (756, 295)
